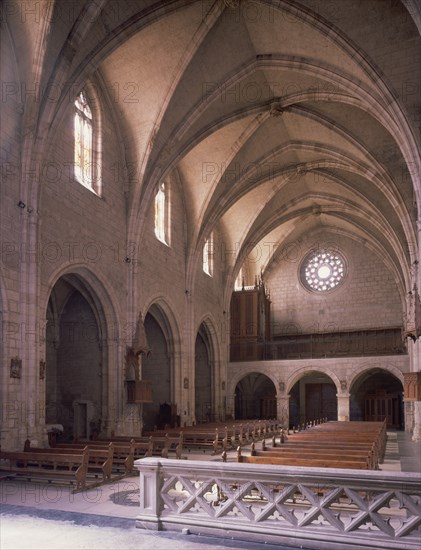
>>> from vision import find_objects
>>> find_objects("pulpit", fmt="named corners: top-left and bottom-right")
top-left (126, 380), bottom-right (153, 403)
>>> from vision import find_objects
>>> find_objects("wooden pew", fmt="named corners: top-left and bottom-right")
top-left (154, 434), bottom-right (183, 459)
top-left (181, 429), bottom-right (220, 453)
top-left (0, 447), bottom-right (89, 491)
top-left (179, 426), bottom-right (233, 453)
top-left (268, 428), bottom-right (379, 469)
top-left (251, 442), bottom-right (374, 469)
top-left (281, 423), bottom-right (385, 467)
top-left (100, 434), bottom-right (182, 460)
top-left (265, 421), bottom-right (386, 469)
top-left (24, 440), bottom-right (114, 482)
top-left (178, 421), bottom-right (271, 453)
top-left (54, 440), bottom-right (136, 476)
top-left (95, 437), bottom-right (153, 460)
top-left (235, 447), bottom-right (370, 470)
top-left (304, 420), bottom-right (387, 460)
top-left (262, 440), bottom-right (377, 469)
top-left (144, 419), bottom-right (280, 453)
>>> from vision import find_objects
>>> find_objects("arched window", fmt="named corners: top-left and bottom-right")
top-left (154, 182), bottom-right (169, 244)
top-left (203, 232), bottom-right (214, 276)
top-left (234, 268), bottom-right (244, 290)
top-left (74, 90), bottom-right (97, 191)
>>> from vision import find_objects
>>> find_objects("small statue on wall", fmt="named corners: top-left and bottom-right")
top-left (125, 347), bottom-right (140, 382)
top-left (125, 312), bottom-right (151, 382)
top-left (10, 356), bottom-right (22, 379)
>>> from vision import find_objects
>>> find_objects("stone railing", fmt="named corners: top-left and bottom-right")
top-left (135, 458), bottom-right (421, 550)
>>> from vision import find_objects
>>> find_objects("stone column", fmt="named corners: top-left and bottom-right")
top-left (277, 394), bottom-right (289, 429)
top-left (403, 369), bottom-right (421, 440)
top-left (404, 401), bottom-right (415, 434)
top-left (412, 401), bottom-right (421, 442)
top-left (337, 393), bottom-right (350, 421)
top-left (226, 392), bottom-right (235, 420)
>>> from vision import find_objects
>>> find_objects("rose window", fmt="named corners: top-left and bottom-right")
top-left (301, 250), bottom-right (346, 292)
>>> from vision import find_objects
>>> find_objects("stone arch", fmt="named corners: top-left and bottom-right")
top-left (286, 367), bottom-right (339, 427)
top-left (349, 363), bottom-right (405, 391)
top-left (143, 297), bottom-right (182, 355)
top-left (349, 365), bottom-right (405, 428)
top-left (234, 372), bottom-right (277, 420)
top-left (140, 298), bottom-right (182, 431)
top-left (286, 365), bottom-right (341, 395)
top-left (195, 314), bottom-right (221, 362)
top-left (229, 367), bottom-right (279, 398)
top-left (43, 266), bottom-right (121, 441)
top-left (194, 319), bottom-right (218, 423)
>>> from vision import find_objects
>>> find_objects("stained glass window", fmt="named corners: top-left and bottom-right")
top-left (203, 232), bottom-right (214, 276)
top-left (74, 91), bottom-right (93, 187)
top-left (154, 182), bottom-right (169, 244)
top-left (301, 249), bottom-right (346, 292)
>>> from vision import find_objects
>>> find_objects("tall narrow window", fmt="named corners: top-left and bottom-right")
top-left (74, 90), bottom-right (93, 188)
top-left (154, 182), bottom-right (169, 245)
top-left (203, 232), bottom-right (214, 276)
top-left (234, 268), bottom-right (244, 290)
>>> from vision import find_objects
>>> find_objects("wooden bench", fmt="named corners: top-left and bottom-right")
top-left (144, 419), bottom-right (279, 450)
top-left (0, 447), bottom-right (89, 491)
top-left (180, 426), bottom-right (237, 453)
top-left (150, 434), bottom-right (183, 459)
top-left (266, 429), bottom-right (379, 469)
top-left (54, 440), bottom-right (135, 476)
top-left (263, 441), bottom-right (377, 469)
top-left (260, 421), bottom-right (386, 470)
top-left (182, 430), bottom-right (218, 453)
top-left (234, 447), bottom-right (370, 470)
top-left (99, 434), bottom-right (182, 460)
top-left (179, 423), bottom-right (256, 453)
top-left (252, 442), bottom-right (373, 469)
top-left (24, 440), bottom-right (114, 482)
top-left (222, 421), bottom-right (385, 470)
top-left (96, 437), bottom-right (153, 460)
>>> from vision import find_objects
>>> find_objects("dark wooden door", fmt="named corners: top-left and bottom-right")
top-left (305, 383), bottom-right (337, 422)
top-left (365, 389), bottom-right (400, 428)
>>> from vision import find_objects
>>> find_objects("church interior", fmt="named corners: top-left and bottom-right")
top-left (2, 0), bottom-right (420, 448)
top-left (1, 2), bottom-right (421, 546)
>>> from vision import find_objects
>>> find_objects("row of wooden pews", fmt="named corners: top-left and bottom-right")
top-left (52, 439), bottom-right (141, 476)
top-left (144, 419), bottom-right (279, 454)
top-left (232, 420), bottom-right (387, 470)
top-left (96, 434), bottom-right (184, 460)
top-left (0, 436), bottom-right (154, 492)
top-left (0, 445), bottom-right (90, 492)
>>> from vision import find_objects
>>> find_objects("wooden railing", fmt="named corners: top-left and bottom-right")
top-left (230, 327), bottom-right (405, 361)
top-left (135, 457), bottom-right (420, 550)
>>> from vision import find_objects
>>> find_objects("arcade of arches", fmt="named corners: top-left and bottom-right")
top-left (234, 369), bottom-right (405, 430)
top-left (1, 0), bottom-right (421, 452)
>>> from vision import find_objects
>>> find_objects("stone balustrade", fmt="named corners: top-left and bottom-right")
top-left (135, 457), bottom-right (421, 550)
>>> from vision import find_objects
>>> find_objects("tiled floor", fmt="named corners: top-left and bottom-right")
top-left (1, 430), bottom-right (420, 550)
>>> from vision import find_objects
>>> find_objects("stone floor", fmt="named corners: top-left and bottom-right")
top-left (379, 429), bottom-right (421, 472)
top-left (1, 430), bottom-right (419, 550)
